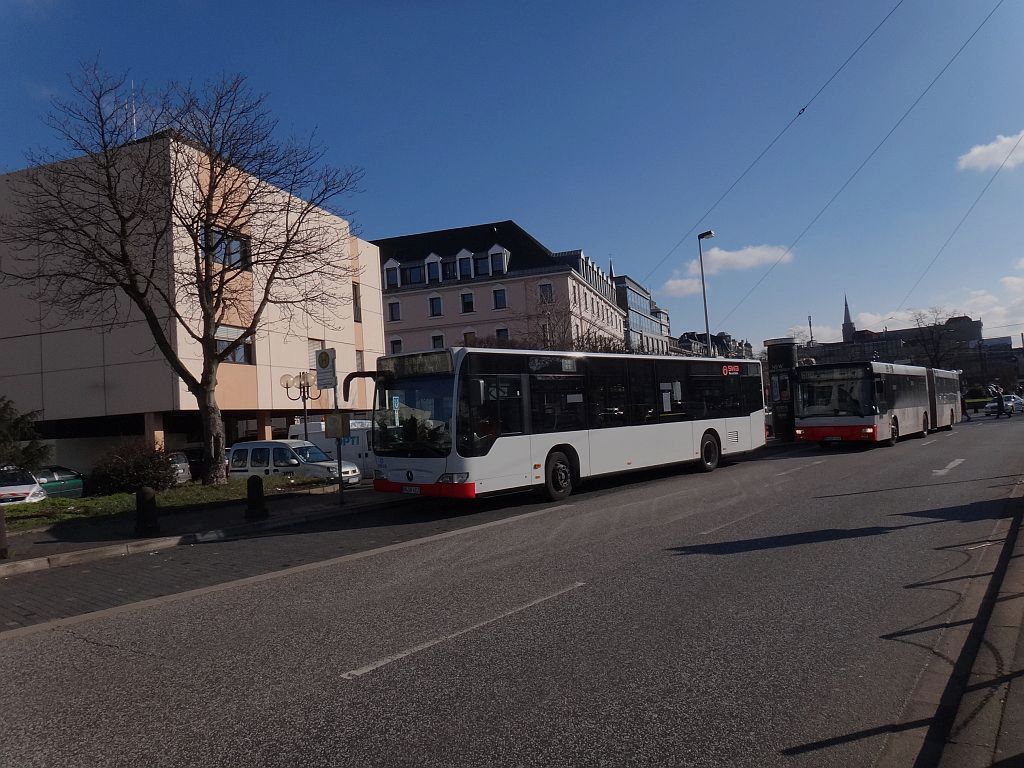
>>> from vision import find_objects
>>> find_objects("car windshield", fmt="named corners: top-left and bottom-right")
top-left (0, 468), bottom-right (36, 487)
top-left (293, 445), bottom-right (331, 463)
top-left (796, 367), bottom-right (873, 418)
top-left (373, 375), bottom-right (454, 458)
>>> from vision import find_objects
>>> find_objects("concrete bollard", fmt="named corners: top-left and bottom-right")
top-left (246, 475), bottom-right (268, 521)
top-left (135, 486), bottom-right (159, 537)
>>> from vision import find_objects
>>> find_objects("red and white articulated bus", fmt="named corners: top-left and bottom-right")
top-left (794, 362), bottom-right (961, 447)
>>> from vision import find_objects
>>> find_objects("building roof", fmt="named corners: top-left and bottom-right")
top-left (372, 220), bottom-right (555, 270)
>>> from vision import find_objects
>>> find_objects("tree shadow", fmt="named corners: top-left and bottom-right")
top-left (669, 499), bottom-right (1016, 558)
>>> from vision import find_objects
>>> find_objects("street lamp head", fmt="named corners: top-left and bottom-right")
top-left (698, 230), bottom-right (715, 240)
top-left (279, 374), bottom-right (295, 389)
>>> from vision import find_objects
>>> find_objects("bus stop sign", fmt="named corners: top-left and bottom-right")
top-left (316, 349), bottom-right (337, 390)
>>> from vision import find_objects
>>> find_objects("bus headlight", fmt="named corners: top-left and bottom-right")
top-left (795, 429), bottom-right (804, 436)
top-left (438, 472), bottom-right (470, 484)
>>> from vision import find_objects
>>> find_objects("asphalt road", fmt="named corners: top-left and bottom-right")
top-left (2, 416), bottom-right (1022, 767)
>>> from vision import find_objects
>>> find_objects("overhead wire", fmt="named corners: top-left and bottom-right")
top-left (713, 0), bottom-right (1007, 328)
top-left (638, 0), bottom-right (907, 286)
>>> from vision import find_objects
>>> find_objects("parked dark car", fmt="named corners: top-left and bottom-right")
top-left (34, 465), bottom-right (85, 498)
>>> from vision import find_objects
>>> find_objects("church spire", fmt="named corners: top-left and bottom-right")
top-left (842, 294), bottom-right (856, 343)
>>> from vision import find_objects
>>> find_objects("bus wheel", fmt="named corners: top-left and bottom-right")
top-left (886, 420), bottom-right (899, 447)
top-left (544, 451), bottom-right (573, 501)
top-left (699, 432), bottom-right (720, 472)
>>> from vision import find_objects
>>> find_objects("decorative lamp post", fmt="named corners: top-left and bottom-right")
top-left (697, 230), bottom-right (715, 355)
top-left (280, 371), bottom-right (322, 441)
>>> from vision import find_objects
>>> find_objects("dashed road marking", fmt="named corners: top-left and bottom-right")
top-left (340, 581), bottom-right (586, 680)
top-left (922, 439), bottom-right (937, 446)
top-left (775, 459), bottom-right (826, 478)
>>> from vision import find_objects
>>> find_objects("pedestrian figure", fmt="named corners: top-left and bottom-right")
top-left (961, 393), bottom-right (970, 422)
top-left (996, 387), bottom-right (1006, 419)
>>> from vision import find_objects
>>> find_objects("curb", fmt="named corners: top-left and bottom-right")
top-left (936, 483), bottom-right (1024, 766)
top-left (0, 497), bottom-right (391, 579)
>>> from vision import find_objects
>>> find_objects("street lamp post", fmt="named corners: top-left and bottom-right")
top-left (697, 230), bottom-right (715, 355)
top-left (281, 371), bottom-right (322, 441)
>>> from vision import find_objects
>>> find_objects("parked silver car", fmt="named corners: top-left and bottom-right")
top-left (168, 451), bottom-right (193, 484)
top-left (984, 395), bottom-right (1024, 416)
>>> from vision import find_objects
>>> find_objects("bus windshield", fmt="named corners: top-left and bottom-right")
top-left (373, 375), bottom-right (454, 458)
top-left (797, 367), bottom-right (874, 418)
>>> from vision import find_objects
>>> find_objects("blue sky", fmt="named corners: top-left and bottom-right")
top-left (2, 0), bottom-right (1022, 348)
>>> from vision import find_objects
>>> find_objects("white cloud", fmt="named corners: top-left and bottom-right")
top-left (661, 277), bottom-right (704, 297)
top-left (1000, 276), bottom-right (1024, 293)
top-left (685, 244), bottom-right (792, 277)
top-left (957, 129), bottom-right (1024, 172)
top-left (964, 290), bottom-right (1000, 312)
top-left (854, 310), bottom-right (915, 331)
top-left (1015, 257), bottom-right (1024, 271)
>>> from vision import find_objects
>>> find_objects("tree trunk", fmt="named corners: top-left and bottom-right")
top-left (195, 365), bottom-right (227, 485)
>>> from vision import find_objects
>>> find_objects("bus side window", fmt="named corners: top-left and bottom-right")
top-left (874, 377), bottom-right (889, 412)
top-left (625, 359), bottom-right (658, 425)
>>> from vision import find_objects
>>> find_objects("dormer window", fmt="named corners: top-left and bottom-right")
top-left (459, 257), bottom-right (473, 279)
top-left (490, 251), bottom-right (506, 275)
top-left (442, 260), bottom-right (457, 280)
top-left (473, 253), bottom-right (490, 277)
top-left (385, 267), bottom-right (399, 289)
top-left (427, 261), bottom-right (440, 283)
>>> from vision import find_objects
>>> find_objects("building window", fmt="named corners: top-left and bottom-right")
top-left (495, 327), bottom-right (509, 342)
top-left (352, 282), bottom-right (362, 322)
top-left (388, 301), bottom-right (401, 321)
top-left (459, 257), bottom-right (473, 279)
top-left (464, 331), bottom-right (476, 346)
top-left (307, 338), bottom-right (324, 369)
top-left (427, 261), bottom-right (440, 283)
top-left (491, 252), bottom-right (506, 275)
top-left (541, 323), bottom-right (549, 342)
top-left (461, 292), bottom-right (475, 313)
top-left (539, 283), bottom-right (554, 304)
top-left (474, 253), bottom-right (490, 277)
top-left (432, 334), bottom-right (445, 349)
top-left (493, 288), bottom-right (507, 310)
top-left (390, 339), bottom-right (403, 354)
top-left (429, 296), bottom-right (442, 316)
top-left (207, 227), bottom-right (251, 270)
top-left (215, 325), bottom-right (254, 365)
top-left (355, 350), bottom-right (364, 372)
top-left (401, 264), bottom-right (425, 285)
top-left (385, 267), bottom-right (399, 289)
top-left (442, 260), bottom-right (457, 280)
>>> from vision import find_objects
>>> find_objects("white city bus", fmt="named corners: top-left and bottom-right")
top-left (794, 362), bottom-right (961, 446)
top-left (368, 347), bottom-right (766, 500)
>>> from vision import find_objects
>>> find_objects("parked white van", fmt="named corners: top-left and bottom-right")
top-left (286, 421), bottom-right (375, 476)
top-left (227, 440), bottom-right (361, 485)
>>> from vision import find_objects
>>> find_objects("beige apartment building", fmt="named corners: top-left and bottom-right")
top-left (373, 221), bottom-right (626, 354)
top-left (0, 137), bottom-right (384, 470)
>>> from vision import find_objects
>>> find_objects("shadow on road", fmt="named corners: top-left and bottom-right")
top-left (775, 494), bottom-right (1023, 767)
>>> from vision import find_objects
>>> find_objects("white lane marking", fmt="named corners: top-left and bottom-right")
top-left (922, 439), bottom-right (937, 446)
top-left (700, 509), bottom-right (763, 535)
top-left (1, 503), bottom-right (577, 642)
top-left (340, 582), bottom-right (586, 680)
top-left (774, 459), bottom-right (826, 477)
top-left (966, 542), bottom-right (996, 550)
top-left (933, 459), bottom-right (965, 477)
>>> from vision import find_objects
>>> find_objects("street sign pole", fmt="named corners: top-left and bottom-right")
top-left (333, 385), bottom-right (344, 506)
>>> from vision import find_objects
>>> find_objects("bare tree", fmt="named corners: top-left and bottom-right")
top-left (908, 307), bottom-right (960, 368)
top-left (0, 65), bottom-right (363, 483)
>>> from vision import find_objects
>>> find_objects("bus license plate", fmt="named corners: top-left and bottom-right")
top-left (824, 436), bottom-right (841, 441)
top-left (402, 485), bottom-right (421, 495)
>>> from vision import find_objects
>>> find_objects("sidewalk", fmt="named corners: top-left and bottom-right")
top-left (0, 483), bottom-right (394, 577)
top-left (938, 487), bottom-right (1024, 766)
